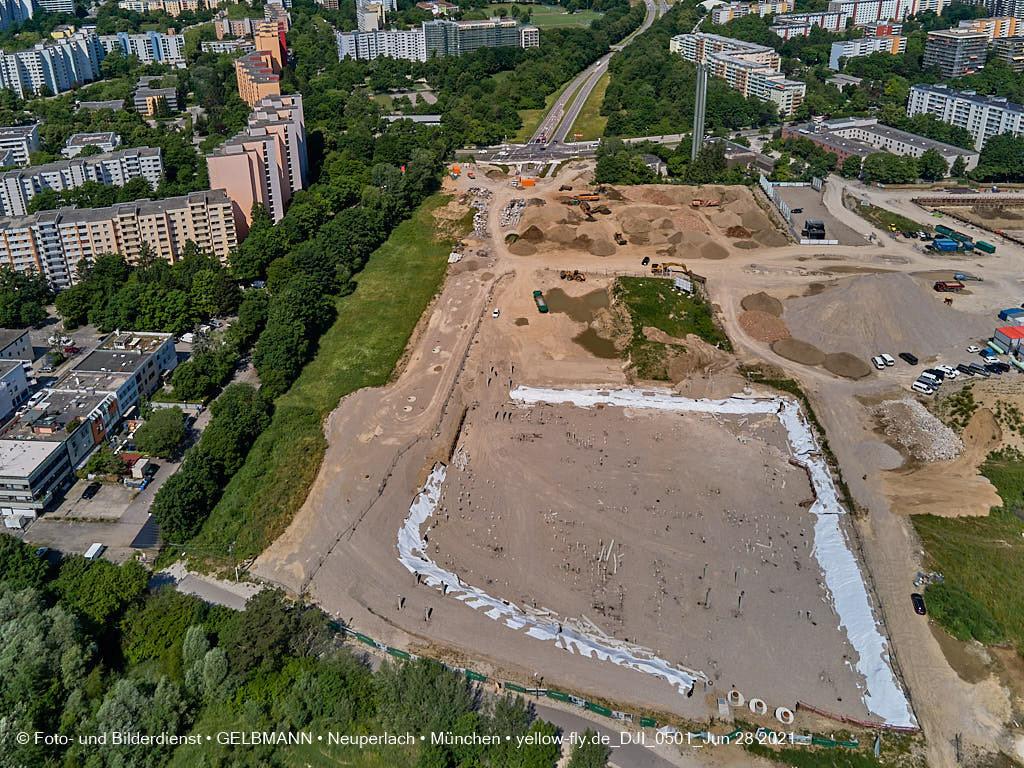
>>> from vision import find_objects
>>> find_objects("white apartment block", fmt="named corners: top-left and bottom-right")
top-left (62, 131), bottom-right (121, 158)
top-left (337, 26), bottom-right (426, 60)
top-left (770, 10), bottom-right (847, 37)
top-left (0, 0), bottom-right (33, 33)
top-left (0, 30), bottom-right (105, 97)
top-left (829, 35), bottom-right (905, 69)
top-left (98, 31), bottom-right (186, 65)
top-left (0, 147), bottom-right (164, 218)
top-left (201, 38), bottom-right (254, 54)
top-left (670, 32), bottom-right (806, 116)
top-left (37, 0), bottom-right (73, 12)
top-left (0, 124), bottom-right (40, 166)
top-left (710, 1), bottom-right (792, 24)
top-left (908, 83), bottom-right (1024, 150)
top-left (0, 190), bottom-right (237, 289)
top-left (826, 0), bottom-right (945, 24)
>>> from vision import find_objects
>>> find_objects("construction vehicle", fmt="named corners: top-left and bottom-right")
top-left (944, 296), bottom-right (954, 306)
top-left (933, 281), bottom-right (965, 293)
top-left (614, 232), bottom-right (627, 245)
top-left (559, 185), bottom-right (573, 191)
top-left (467, 172), bottom-right (475, 179)
top-left (954, 272), bottom-right (983, 282)
top-left (660, 262), bottom-right (688, 274)
top-left (451, 163), bottom-right (461, 179)
top-left (560, 270), bottom-right (586, 281)
top-left (579, 200), bottom-right (595, 221)
top-left (650, 263), bottom-right (663, 274)
top-left (690, 199), bottom-right (720, 207)
top-left (575, 194), bottom-right (600, 202)
top-left (533, 290), bottom-right (548, 313)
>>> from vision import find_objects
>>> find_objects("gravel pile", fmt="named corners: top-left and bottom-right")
top-left (873, 399), bottom-right (964, 462)
top-left (740, 311), bottom-right (790, 343)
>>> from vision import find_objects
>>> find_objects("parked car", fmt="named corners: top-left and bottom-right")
top-left (911, 593), bottom-right (926, 615)
top-left (492, 309), bottom-right (500, 318)
top-left (923, 368), bottom-right (946, 380)
top-left (641, 256), bottom-right (650, 266)
top-left (791, 208), bottom-right (803, 214)
top-left (979, 349), bottom-right (996, 359)
top-left (81, 482), bottom-right (101, 500)
top-left (985, 363), bottom-right (1005, 374)
top-left (957, 364), bottom-right (975, 376)
top-left (880, 354), bottom-right (895, 367)
top-left (899, 352), bottom-right (919, 365)
top-left (967, 345), bottom-right (981, 353)
top-left (872, 356), bottom-right (886, 370)
top-left (40, 365), bottom-right (54, 373)
top-left (910, 381), bottom-right (934, 395)
top-left (937, 364), bottom-right (958, 378)
top-left (968, 363), bottom-right (991, 377)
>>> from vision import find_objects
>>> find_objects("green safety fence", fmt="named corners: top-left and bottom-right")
top-left (812, 736), bottom-right (836, 747)
top-left (503, 683), bottom-right (528, 693)
top-left (639, 717), bottom-right (657, 728)
top-left (546, 690), bottom-right (570, 703)
top-left (466, 670), bottom-right (487, 682)
top-left (723, 729), bottom-right (742, 742)
top-left (585, 703), bottom-right (612, 717)
top-left (355, 633), bottom-right (376, 647)
top-left (837, 740), bottom-right (859, 748)
top-left (387, 647), bottom-right (411, 660)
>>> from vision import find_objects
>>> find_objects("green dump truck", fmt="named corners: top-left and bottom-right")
top-left (533, 290), bottom-right (548, 313)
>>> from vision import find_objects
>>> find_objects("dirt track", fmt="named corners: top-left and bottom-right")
top-left (252, 167), bottom-right (1024, 767)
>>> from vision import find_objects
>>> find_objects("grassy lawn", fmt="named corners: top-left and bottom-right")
top-left (845, 194), bottom-right (929, 235)
top-left (464, 4), bottom-right (603, 26)
top-left (569, 70), bottom-right (610, 141)
top-left (613, 277), bottom-right (731, 381)
top-left (912, 450), bottom-right (1024, 648)
top-left (513, 78), bottom-right (574, 143)
top-left (190, 194), bottom-right (466, 559)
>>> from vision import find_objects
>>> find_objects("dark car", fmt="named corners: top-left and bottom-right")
top-left (994, 362), bottom-right (1012, 373)
top-left (641, 256), bottom-right (650, 266)
top-left (923, 368), bottom-right (945, 380)
top-left (911, 593), bottom-right (926, 615)
top-left (899, 352), bottom-right (919, 365)
top-left (969, 363), bottom-right (991, 377)
top-left (81, 482), bottom-right (101, 500)
top-left (790, 207), bottom-right (803, 214)
top-left (984, 363), bottom-right (1003, 374)
top-left (957, 364), bottom-right (975, 376)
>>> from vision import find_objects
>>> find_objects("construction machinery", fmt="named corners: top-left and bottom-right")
top-left (579, 200), bottom-right (595, 221)
top-left (661, 262), bottom-right (688, 274)
top-left (944, 296), bottom-right (954, 306)
top-left (560, 270), bottom-right (586, 282)
top-left (614, 232), bottom-right (627, 245)
top-left (559, 185), bottom-right (573, 191)
top-left (690, 199), bottom-right (720, 207)
top-left (576, 194), bottom-right (600, 202)
top-left (533, 290), bottom-right (548, 313)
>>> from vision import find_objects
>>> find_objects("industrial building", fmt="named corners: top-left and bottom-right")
top-left (0, 147), bottom-right (163, 217)
top-left (62, 131), bottom-right (121, 158)
top-left (0, 331), bottom-right (177, 526)
top-left (207, 93), bottom-right (307, 236)
top-left (0, 124), bottom-right (40, 167)
top-left (669, 33), bottom-right (806, 117)
top-left (923, 28), bottom-right (988, 78)
top-left (0, 190), bottom-right (237, 288)
top-left (907, 83), bottom-right (1024, 150)
top-left (829, 34), bottom-right (905, 69)
top-left (783, 117), bottom-right (979, 170)
top-left (336, 18), bottom-right (539, 62)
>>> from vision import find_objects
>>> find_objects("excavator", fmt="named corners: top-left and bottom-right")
top-left (614, 232), bottom-right (627, 245)
top-left (651, 262), bottom-right (688, 275)
top-left (578, 200), bottom-right (595, 221)
top-left (560, 270), bottom-right (586, 282)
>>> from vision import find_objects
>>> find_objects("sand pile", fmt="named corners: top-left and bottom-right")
top-left (726, 225), bottom-right (752, 238)
top-left (771, 338), bottom-right (825, 366)
top-left (520, 225), bottom-right (545, 243)
top-left (589, 238), bottom-right (616, 256)
top-left (621, 216), bottom-right (652, 235)
top-left (755, 229), bottom-right (790, 247)
top-left (639, 328), bottom-right (733, 379)
top-left (657, 218), bottom-right (675, 230)
top-left (741, 292), bottom-right (783, 316)
top-left (548, 225), bottom-right (577, 244)
top-left (740, 311), bottom-right (790, 343)
top-left (485, 169), bottom-right (506, 179)
top-left (711, 211), bottom-right (743, 229)
top-left (873, 399), bottom-right (965, 461)
top-left (783, 273), bottom-right (993, 359)
top-left (734, 241), bottom-right (759, 250)
top-left (701, 242), bottom-right (728, 260)
top-left (528, 198), bottom-right (545, 207)
top-left (823, 352), bottom-right (871, 379)
top-left (508, 240), bottom-right (537, 256)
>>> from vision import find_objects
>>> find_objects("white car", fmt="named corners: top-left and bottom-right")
top-left (492, 309), bottom-right (500, 318)
top-left (872, 356), bottom-right (886, 370)
top-left (911, 381), bottom-right (935, 395)
top-left (967, 345), bottom-right (981, 353)
top-left (881, 353), bottom-right (895, 367)
top-left (937, 364), bottom-right (959, 378)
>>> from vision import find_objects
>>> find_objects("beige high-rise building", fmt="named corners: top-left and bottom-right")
top-left (206, 94), bottom-right (307, 237)
top-left (0, 190), bottom-right (237, 288)
top-left (235, 50), bottom-right (281, 107)
top-left (253, 19), bottom-right (285, 71)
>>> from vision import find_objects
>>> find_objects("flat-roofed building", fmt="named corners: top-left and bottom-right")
top-left (133, 77), bottom-right (180, 115)
top-left (202, 38), bottom-right (254, 54)
top-left (908, 83), bottom-right (1024, 150)
top-left (0, 359), bottom-right (29, 423)
top-left (0, 124), bottom-right (40, 166)
top-left (0, 329), bottom-right (30, 361)
top-left (62, 131), bottom-right (121, 158)
top-left (992, 36), bottom-right (1024, 70)
top-left (924, 28), bottom-right (988, 78)
top-left (235, 50), bottom-right (281, 106)
top-left (829, 35), bottom-right (905, 69)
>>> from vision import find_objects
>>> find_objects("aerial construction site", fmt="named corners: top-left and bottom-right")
top-left (254, 163), bottom-right (1024, 768)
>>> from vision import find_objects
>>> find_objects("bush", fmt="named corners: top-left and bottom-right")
top-left (925, 581), bottom-right (1005, 645)
top-left (133, 407), bottom-right (187, 458)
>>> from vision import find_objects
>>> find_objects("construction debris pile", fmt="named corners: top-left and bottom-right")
top-left (872, 399), bottom-right (964, 462)
top-left (501, 199), bottom-right (526, 229)
top-left (470, 187), bottom-right (492, 236)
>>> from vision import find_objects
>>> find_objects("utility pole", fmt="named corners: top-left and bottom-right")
top-left (691, 63), bottom-right (708, 163)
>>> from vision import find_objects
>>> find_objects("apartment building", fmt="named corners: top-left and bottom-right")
top-left (0, 331), bottom-right (176, 524)
top-left (670, 32), bottom-right (806, 116)
top-left (98, 31), bottom-right (186, 65)
top-left (207, 93), bottom-right (307, 235)
top-left (976, 0), bottom-right (1024, 19)
top-left (37, 0), bottom-right (74, 12)
top-left (829, 34), bottom-right (905, 69)
top-left (78, 99), bottom-right (125, 111)
top-left (357, 0), bottom-right (396, 31)
top-left (783, 117), bottom-right (978, 170)
top-left (0, 329), bottom-right (30, 361)
top-left (0, 125), bottom-right (40, 166)
top-left (337, 17), bottom-right (539, 61)
top-left (317, 0), bottom-right (340, 9)
top-left (923, 28), bottom-right (988, 77)
top-left (62, 131), bottom-right (120, 158)
top-left (769, 11), bottom-right (847, 37)
top-left (0, 0), bottom-right (33, 33)
top-left (825, 0), bottom-right (940, 24)
top-left (133, 76), bottom-right (179, 114)
top-left (992, 35), bottom-right (1024, 70)
top-left (0, 190), bottom-right (237, 288)
top-left (235, 50), bottom-right (281, 106)
top-left (253, 19), bottom-right (285, 71)
top-left (202, 38), bottom-right (254, 54)
top-left (958, 15), bottom-right (1018, 39)
top-left (0, 147), bottom-right (164, 217)
top-left (711, 1), bottom-right (791, 24)
top-left (215, 16), bottom-right (255, 38)
top-left (118, 0), bottom-right (228, 15)
top-left (0, 30), bottom-right (105, 97)
top-left (908, 83), bottom-right (1024, 150)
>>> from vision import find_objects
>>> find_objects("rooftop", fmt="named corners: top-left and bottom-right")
top-left (1, 389), bottom-right (113, 444)
top-left (0, 189), bottom-right (232, 228)
top-left (65, 132), bottom-right (117, 147)
top-left (0, 124), bottom-right (38, 140)
top-left (0, 328), bottom-right (28, 351)
top-left (73, 331), bottom-right (170, 374)
top-left (2, 147), bottom-right (161, 182)
top-left (0, 439), bottom-right (63, 477)
top-left (997, 325), bottom-right (1024, 339)
top-left (912, 83), bottom-right (1024, 115)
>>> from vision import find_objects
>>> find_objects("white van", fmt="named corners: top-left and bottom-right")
top-left (872, 356), bottom-right (886, 370)
top-left (918, 372), bottom-right (941, 386)
top-left (911, 381), bottom-right (934, 394)
top-left (84, 543), bottom-right (105, 561)
top-left (880, 354), bottom-right (895, 367)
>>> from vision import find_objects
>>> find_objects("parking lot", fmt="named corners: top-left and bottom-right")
top-left (773, 184), bottom-right (866, 246)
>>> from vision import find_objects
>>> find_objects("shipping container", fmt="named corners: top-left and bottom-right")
top-left (998, 308), bottom-right (1024, 321)
top-left (976, 241), bottom-right (996, 254)
top-left (522, 179), bottom-right (535, 187)
top-left (931, 238), bottom-right (958, 252)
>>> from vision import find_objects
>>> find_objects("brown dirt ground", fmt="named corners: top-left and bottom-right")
top-left (771, 338), bottom-right (826, 366)
top-left (739, 311), bottom-right (790, 343)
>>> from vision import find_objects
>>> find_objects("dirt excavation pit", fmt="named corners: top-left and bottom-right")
top-left (741, 292), bottom-right (783, 316)
top-left (771, 338), bottom-right (826, 366)
top-left (430, 397), bottom-right (874, 716)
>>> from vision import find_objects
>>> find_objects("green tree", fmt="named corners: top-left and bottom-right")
top-left (973, 134), bottom-right (1024, 182)
top-left (567, 729), bottom-right (609, 768)
top-left (0, 536), bottom-right (50, 590)
top-left (150, 446), bottom-right (222, 542)
top-left (840, 154), bottom-right (861, 178)
top-left (917, 148), bottom-right (948, 181)
top-left (134, 407), bottom-right (188, 459)
top-left (0, 267), bottom-right (51, 326)
top-left (55, 557), bottom-right (149, 630)
top-left (950, 155), bottom-right (967, 178)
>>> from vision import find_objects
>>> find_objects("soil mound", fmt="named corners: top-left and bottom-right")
top-left (734, 240), bottom-right (759, 250)
top-left (701, 242), bottom-right (728, 260)
top-left (548, 225), bottom-right (577, 244)
top-left (572, 234), bottom-right (593, 250)
top-left (755, 229), bottom-right (789, 247)
top-left (726, 225), bottom-right (752, 238)
top-left (771, 338), bottom-right (825, 366)
top-left (621, 216), bottom-right (651, 235)
top-left (740, 311), bottom-right (790, 343)
top-left (741, 291), bottom-right (783, 317)
top-left (508, 240), bottom-right (537, 256)
top-left (520, 225), bottom-right (545, 243)
top-left (783, 273), bottom-right (993, 359)
top-left (589, 238), bottom-right (616, 256)
top-left (823, 352), bottom-right (871, 379)
top-left (527, 198), bottom-right (545, 207)
top-left (485, 169), bottom-right (506, 179)
top-left (873, 399), bottom-right (964, 461)
top-left (657, 217), bottom-right (676, 230)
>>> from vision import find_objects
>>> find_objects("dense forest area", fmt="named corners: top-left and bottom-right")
top-left (0, 535), bottom-right (609, 768)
